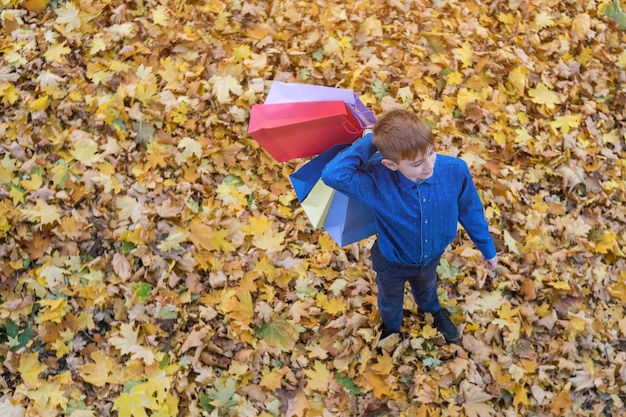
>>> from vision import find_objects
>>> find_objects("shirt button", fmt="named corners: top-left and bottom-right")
top-left (425, 220), bottom-right (428, 224)
top-left (422, 198), bottom-right (426, 202)
top-left (425, 239), bottom-right (428, 243)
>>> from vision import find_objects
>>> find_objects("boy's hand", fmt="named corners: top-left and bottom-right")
top-left (481, 255), bottom-right (498, 270)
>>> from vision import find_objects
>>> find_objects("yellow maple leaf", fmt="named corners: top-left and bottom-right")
top-left (316, 293), bottom-right (347, 315)
top-left (20, 173), bottom-right (43, 192)
top-left (242, 215), bottom-right (272, 235)
top-left (109, 323), bottom-right (138, 356)
top-left (188, 219), bottom-right (233, 252)
top-left (79, 351), bottom-right (114, 387)
top-left (508, 65), bottom-right (529, 96)
top-left (88, 36), bottom-right (106, 55)
top-left (43, 43), bottom-right (71, 63)
top-left (232, 44), bottom-right (252, 61)
top-left (26, 378), bottom-right (69, 409)
top-left (176, 137), bottom-right (202, 164)
top-left (603, 129), bottom-right (620, 145)
top-left (116, 196), bottom-right (142, 223)
top-left (70, 137), bottom-right (102, 166)
top-left (38, 297), bottom-right (68, 323)
top-left (157, 228), bottom-right (189, 251)
top-left (528, 83), bottom-right (561, 108)
top-left (456, 88), bottom-right (483, 112)
top-left (29, 95), bottom-right (50, 111)
top-left (108, 60), bottom-right (130, 73)
top-left (362, 371), bottom-right (392, 398)
top-left (550, 114), bottom-right (580, 134)
top-left (0, 82), bottom-right (20, 105)
top-left (497, 12), bottom-right (516, 25)
top-left (112, 391), bottom-right (149, 417)
top-left (304, 361), bottom-right (331, 392)
top-left (222, 289), bottom-right (254, 323)
top-left (371, 352), bottom-right (394, 375)
top-left (593, 229), bottom-right (619, 254)
top-left (55, 2), bottom-right (82, 31)
top-left (260, 367), bottom-right (286, 391)
top-left (512, 383), bottom-right (529, 407)
top-left (547, 280), bottom-right (571, 290)
top-left (21, 199), bottom-right (61, 225)
top-left (446, 71), bottom-right (463, 86)
top-left (252, 228), bottom-right (285, 252)
top-left (18, 353), bottom-right (46, 389)
top-left (152, 6), bottom-right (169, 26)
top-left (453, 42), bottom-right (474, 68)
top-left (534, 11), bottom-right (555, 29)
top-left (209, 75), bottom-right (243, 104)
top-left (420, 324), bottom-right (438, 339)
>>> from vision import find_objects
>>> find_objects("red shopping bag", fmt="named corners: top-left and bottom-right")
top-left (248, 100), bottom-right (362, 162)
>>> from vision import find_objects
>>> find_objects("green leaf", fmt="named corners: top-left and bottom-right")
top-left (133, 282), bottom-right (153, 302)
top-left (121, 241), bottom-right (136, 254)
top-left (199, 392), bottom-right (215, 413)
top-left (436, 258), bottom-right (461, 282)
top-left (16, 325), bottom-right (32, 351)
top-left (603, 0), bottom-right (626, 29)
top-left (4, 319), bottom-right (19, 339)
top-left (257, 318), bottom-right (297, 351)
top-left (422, 355), bottom-right (442, 368)
top-left (312, 48), bottom-right (324, 62)
top-left (372, 80), bottom-right (390, 102)
top-left (334, 371), bottom-right (362, 395)
top-left (206, 377), bottom-right (240, 409)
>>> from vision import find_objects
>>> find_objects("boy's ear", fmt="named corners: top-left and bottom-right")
top-left (381, 158), bottom-right (398, 171)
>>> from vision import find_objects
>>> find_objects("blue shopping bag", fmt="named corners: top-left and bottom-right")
top-left (289, 144), bottom-right (348, 202)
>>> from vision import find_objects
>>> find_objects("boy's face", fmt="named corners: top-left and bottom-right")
top-left (381, 147), bottom-right (436, 182)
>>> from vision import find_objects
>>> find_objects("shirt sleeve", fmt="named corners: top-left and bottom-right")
top-left (457, 165), bottom-right (497, 259)
top-left (321, 133), bottom-right (378, 200)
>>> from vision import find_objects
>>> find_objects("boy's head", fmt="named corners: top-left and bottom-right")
top-left (372, 109), bottom-right (436, 181)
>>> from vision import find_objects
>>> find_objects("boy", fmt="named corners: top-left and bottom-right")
top-left (321, 109), bottom-right (498, 343)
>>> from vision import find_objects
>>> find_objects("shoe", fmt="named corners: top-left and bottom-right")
top-left (432, 309), bottom-right (460, 343)
top-left (380, 327), bottom-right (404, 340)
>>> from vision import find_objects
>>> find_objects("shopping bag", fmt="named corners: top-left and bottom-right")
top-left (265, 81), bottom-right (377, 128)
top-left (248, 100), bottom-right (362, 162)
top-left (324, 192), bottom-right (377, 246)
top-left (300, 180), bottom-right (335, 228)
top-left (289, 144), bottom-right (348, 202)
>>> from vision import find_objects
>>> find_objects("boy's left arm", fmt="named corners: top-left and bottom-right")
top-left (457, 167), bottom-right (498, 268)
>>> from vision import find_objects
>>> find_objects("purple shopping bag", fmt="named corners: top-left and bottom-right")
top-left (265, 81), bottom-right (377, 129)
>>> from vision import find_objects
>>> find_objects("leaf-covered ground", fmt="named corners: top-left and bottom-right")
top-left (1, 0), bottom-right (626, 416)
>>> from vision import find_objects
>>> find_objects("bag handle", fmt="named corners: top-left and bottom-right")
top-left (343, 122), bottom-right (362, 135)
top-left (350, 109), bottom-right (373, 127)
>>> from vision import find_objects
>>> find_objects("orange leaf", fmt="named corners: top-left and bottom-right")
top-left (362, 371), bottom-right (392, 398)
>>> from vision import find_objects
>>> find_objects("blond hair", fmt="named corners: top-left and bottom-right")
top-left (372, 109), bottom-right (434, 162)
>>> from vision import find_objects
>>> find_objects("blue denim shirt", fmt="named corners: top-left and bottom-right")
top-left (321, 133), bottom-right (496, 265)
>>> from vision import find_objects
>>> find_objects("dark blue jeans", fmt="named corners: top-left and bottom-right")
top-left (371, 241), bottom-right (443, 332)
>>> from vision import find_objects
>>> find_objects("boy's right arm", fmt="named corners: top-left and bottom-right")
top-left (321, 133), bottom-right (377, 196)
